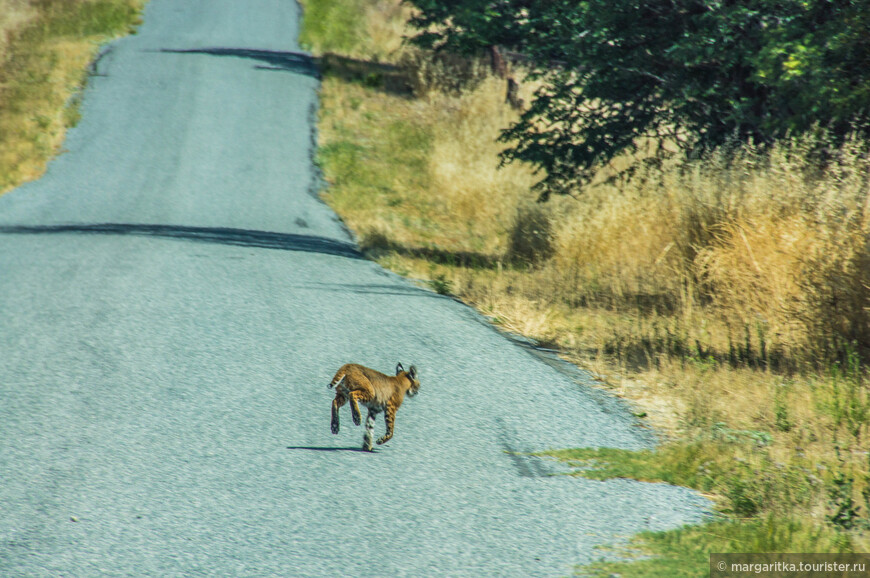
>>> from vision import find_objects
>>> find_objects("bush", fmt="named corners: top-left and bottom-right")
top-left (505, 203), bottom-right (553, 266)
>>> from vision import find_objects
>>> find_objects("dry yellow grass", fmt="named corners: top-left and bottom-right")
top-left (0, 0), bottom-right (36, 55)
top-left (0, 0), bottom-right (145, 193)
top-left (0, 38), bottom-right (96, 188)
top-left (318, 71), bottom-right (538, 257)
top-left (363, 0), bottom-right (411, 61)
top-left (425, 76), bottom-right (538, 253)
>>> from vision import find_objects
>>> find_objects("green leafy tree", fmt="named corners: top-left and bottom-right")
top-left (406, 0), bottom-right (870, 197)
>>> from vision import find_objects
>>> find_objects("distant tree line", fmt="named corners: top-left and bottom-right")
top-left (405, 0), bottom-right (870, 197)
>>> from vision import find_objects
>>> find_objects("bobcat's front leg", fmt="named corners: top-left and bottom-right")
top-left (377, 404), bottom-right (396, 445)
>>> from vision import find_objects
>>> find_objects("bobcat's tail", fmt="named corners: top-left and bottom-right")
top-left (328, 372), bottom-right (346, 390)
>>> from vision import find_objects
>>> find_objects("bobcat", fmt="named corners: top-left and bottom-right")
top-left (328, 362), bottom-right (420, 451)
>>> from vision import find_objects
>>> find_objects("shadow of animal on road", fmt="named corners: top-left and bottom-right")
top-left (285, 446), bottom-right (369, 453)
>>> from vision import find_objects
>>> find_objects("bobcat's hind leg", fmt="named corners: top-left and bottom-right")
top-left (348, 387), bottom-right (374, 428)
top-left (331, 394), bottom-right (347, 435)
top-left (349, 391), bottom-right (364, 426)
top-left (363, 410), bottom-right (378, 452)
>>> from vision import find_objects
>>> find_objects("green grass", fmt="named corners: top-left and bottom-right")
top-left (577, 517), bottom-right (851, 577)
top-left (31, 0), bottom-right (143, 39)
top-left (542, 442), bottom-right (818, 518)
top-left (535, 359), bottom-right (870, 574)
top-left (298, 0), bottom-right (365, 55)
top-left (539, 443), bottom-right (862, 575)
top-left (317, 118), bottom-right (431, 196)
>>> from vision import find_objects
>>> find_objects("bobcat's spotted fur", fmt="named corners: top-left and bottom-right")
top-left (328, 363), bottom-right (420, 451)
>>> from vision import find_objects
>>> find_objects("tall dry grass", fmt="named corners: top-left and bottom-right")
top-left (425, 76), bottom-right (538, 254)
top-left (544, 138), bottom-right (870, 368)
top-left (696, 142), bottom-right (870, 364)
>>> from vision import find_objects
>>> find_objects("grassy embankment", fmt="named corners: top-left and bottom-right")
top-left (300, 0), bottom-right (870, 574)
top-left (0, 0), bottom-right (146, 194)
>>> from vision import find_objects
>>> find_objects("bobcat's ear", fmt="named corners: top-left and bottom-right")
top-left (396, 362), bottom-right (404, 375)
top-left (408, 365), bottom-right (417, 379)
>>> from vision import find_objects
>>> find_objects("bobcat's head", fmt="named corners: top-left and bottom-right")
top-left (396, 363), bottom-right (421, 397)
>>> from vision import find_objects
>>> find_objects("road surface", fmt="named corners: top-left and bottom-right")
top-left (0, 0), bottom-right (708, 575)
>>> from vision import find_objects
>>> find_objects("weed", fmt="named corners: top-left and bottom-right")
top-left (427, 272), bottom-right (452, 295)
top-left (828, 470), bottom-right (863, 530)
top-left (505, 202), bottom-right (554, 266)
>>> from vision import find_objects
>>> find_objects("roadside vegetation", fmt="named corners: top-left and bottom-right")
top-left (301, 1), bottom-right (870, 575)
top-left (0, 0), bottom-right (145, 194)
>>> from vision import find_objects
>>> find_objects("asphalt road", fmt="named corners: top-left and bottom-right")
top-left (0, 0), bottom-right (708, 575)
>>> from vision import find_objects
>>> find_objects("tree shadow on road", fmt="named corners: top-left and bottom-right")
top-left (363, 236), bottom-right (502, 270)
top-left (292, 282), bottom-right (447, 299)
top-left (159, 48), bottom-right (321, 78)
top-left (0, 223), bottom-right (363, 260)
top-left (157, 48), bottom-right (415, 96)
